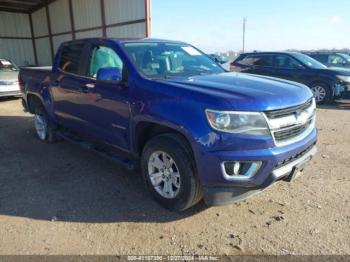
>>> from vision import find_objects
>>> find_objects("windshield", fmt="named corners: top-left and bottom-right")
top-left (122, 42), bottom-right (224, 79)
top-left (292, 53), bottom-right (327, 69)
top-left (0, 59), bottom-right (18, 72)
top-left (340, 53), bottom-right (350, 62)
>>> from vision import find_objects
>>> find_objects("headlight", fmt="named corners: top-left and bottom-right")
top-left (205, 109), bottom-right (270, 136)
top-left (337, 75), bottom-right (350, 83)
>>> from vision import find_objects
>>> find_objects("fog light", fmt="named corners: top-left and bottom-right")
top-left (222, 161), bottom-right (262, 181)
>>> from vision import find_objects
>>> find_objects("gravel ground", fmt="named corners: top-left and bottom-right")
top-left (0, 97), bottom-right (349, 255)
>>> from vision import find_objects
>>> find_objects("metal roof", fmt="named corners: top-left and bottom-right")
top-left (0, 0), bottom-right (56, 14)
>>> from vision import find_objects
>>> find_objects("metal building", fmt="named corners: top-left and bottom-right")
top-left (0, 0), bottom-right (151, 66)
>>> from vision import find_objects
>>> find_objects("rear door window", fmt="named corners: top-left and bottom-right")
top-left (59, 43), bottom-right (85, 74)
top-left (273, 55), bottom-right (302, 69)
top-left (236, 56), bottom-right (255, 66)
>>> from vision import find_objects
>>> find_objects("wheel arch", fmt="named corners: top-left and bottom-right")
top-left (134, 120), bottom-right (196, 160)
top-left (26, 93), bottom-right (45, 114)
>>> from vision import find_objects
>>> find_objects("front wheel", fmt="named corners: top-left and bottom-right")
top-left (310, 83), bottom-right (333, 104)
top-left (141, 134), bottom-right (203, 211)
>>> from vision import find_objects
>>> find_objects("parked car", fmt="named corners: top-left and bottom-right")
top-left (230, 52), bottom-right (349, 104)
top-left (304, 52), bottom-right (350, 69)
top-left (19, 38), bottom-right (317, 211)
top-left (0, 59), bottom-right (21, 98)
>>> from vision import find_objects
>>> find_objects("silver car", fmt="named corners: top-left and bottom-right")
top-left (0, 59), bottom-right (21, 98)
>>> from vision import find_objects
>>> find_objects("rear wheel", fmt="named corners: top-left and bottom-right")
top-left (34, 107), bottom-right (59, 143)
top-left (141, 134), bottom-right (202, 211)
top-left (310, 83), bottom-right (333, 104)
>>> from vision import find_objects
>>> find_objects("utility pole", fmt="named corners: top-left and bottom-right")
top-left (242, 17), bottom-right (247, 53)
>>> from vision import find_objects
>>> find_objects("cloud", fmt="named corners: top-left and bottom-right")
top-left (330, 15), bottom-right (341, 25)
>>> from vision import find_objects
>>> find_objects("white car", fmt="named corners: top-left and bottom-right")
top-left (0, 59), bottom-right (21, 98)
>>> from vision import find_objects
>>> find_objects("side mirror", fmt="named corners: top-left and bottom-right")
top-left (97, 67), bottom-right (122, 82)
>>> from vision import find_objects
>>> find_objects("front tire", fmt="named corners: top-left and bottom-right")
top-left (141, 134), bottom-right (203, 211)
top-left (310, 83), bottom-right (333, 104)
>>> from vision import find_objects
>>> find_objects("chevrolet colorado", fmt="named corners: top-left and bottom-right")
top-left (19, 38), bottom-right (317, 211)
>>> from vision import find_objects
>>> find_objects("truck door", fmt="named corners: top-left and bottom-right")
top-left (76, 43), bottom-right (131, 151)
top-left (50, 42), bottom-right (91, 132)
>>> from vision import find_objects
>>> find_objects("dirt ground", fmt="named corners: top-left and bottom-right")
top-left (0, 97), bottom-right (349, 256)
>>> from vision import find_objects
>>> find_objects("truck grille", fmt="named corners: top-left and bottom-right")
top-left (265, 99), bottom-right (316, 146)
top-left (265, 99), bottom-right (313, 119)
top-left (274, 119), bottom-right (313, 142)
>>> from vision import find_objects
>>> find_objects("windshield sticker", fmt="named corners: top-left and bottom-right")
top-left (181, 46), bottom-right (201, 56)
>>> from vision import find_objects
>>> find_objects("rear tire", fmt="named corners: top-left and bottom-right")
top-left (34, 107), bottom-right (59, 143)
top-left (141, 134), bottom-right (203, 211)
top-left (310, 83), bottom-right (333, 104)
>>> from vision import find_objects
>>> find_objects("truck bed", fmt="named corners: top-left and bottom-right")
top-left (19, 66), bottom-right (52, 93)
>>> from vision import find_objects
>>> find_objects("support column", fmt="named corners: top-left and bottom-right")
top-left (68, 0), bottom-right (76, 39)
top-left (145, 0), bottom-right (151, 37)
top-left (100, 0), bottom-right (107, 37)
top-left (29, 13), bottom-right (38, 65)
top-left (45, 2), bottom-right (55, 63)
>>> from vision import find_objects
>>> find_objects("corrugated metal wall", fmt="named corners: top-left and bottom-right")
top-left (32, 8), bottom-right (48, 37)
top-left (105, 0), bottom-right (146, 25)
top-left (0, 39), bottom-right (34, 66)
top-left (0, 0), bottom-right (150, 66)
top-left (72, 0), bottom-right (102, 30)
top-left (0, 11), bottom-right (35, 66)
top-left (107, 23), bottom-right (146, 38)
top-left (49, 0), bottom-right (71, 34)
top-left (35, 38), bottom-right (52, 66)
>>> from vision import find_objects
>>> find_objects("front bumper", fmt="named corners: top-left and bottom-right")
top-left (203, 145), bottom-right (317, 206)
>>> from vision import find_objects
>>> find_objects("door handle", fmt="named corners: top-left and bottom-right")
top-left (85, 83), bottom-right (95, 89)
top-left (52, 80), bottom-right (60, 86)
top-left (81, 83), bottom-right (95, 93)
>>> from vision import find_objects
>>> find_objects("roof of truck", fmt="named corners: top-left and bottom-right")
top-left (62, 38), bottom-right (187, 46)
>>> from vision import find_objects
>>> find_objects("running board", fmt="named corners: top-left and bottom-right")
top-left (56, 130), bottom-right (136, 171)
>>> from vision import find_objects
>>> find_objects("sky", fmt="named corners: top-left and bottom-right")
top-left (151, 0), bottom-right (350, 53)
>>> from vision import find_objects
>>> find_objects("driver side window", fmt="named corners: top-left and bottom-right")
top-left (88, 46), bottom-right (123, 78)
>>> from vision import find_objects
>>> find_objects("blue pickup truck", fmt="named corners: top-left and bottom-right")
top-left (19, 38), bottom-right (317, 211)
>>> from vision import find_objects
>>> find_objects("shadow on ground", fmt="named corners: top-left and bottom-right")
top-left (0, 115), bottom-right (207, 224)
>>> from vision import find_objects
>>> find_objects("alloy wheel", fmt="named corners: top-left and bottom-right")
top-left (34, 114), bottom-right (48, 140)
top-left (147, 151), bottom-right (181, 199)
top-left (311, 85), bottom-right (326, 103)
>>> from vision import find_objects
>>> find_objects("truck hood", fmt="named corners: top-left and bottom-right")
top-left (162, 72), bottom-right (313, 111)
top-left (0, 71), bottom-right (19, 81)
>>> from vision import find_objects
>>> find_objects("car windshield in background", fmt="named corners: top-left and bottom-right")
top-left (0, 59), bottom-right (18, 72)
top-left (122, 42), bottom-right (224, 79)
top-left (341, 53), bottom-right (350, 62)
top-left (292, 53), bottom-right (327, 69)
